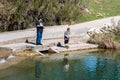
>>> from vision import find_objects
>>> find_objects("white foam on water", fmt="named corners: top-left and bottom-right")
top-left (7, 54), bottom-right (14, 59)
top-left (0, 59), bottom-right (6, 64)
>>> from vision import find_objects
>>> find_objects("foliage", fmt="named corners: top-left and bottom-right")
top-left (88, 20), bottom-right (120, 49)
top-left (0, 0), bottom-right (89, 32)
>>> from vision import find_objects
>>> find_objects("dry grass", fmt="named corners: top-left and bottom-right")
top-left (88, 20), bottom-right (120, 49)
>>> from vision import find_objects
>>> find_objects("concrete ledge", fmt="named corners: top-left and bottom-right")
top-left (48, 43), bottom-right (98, 53)
top-left (0, 41), bottom-right (98, 57)
top-left (0, 43), bottom-right (36, 52)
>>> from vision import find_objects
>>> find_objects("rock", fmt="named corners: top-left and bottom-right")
top-left (48, 47), bottom-right (60, 53)
top-left (14, 50), bottom-right (44, 56)
top-left (87, 23), bottom-right (113, 37)
top-left (34, 50), bottom-right (45, 56)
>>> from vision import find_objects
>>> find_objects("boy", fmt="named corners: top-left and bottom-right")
top-left (64, 28), bottom-right (70, 46)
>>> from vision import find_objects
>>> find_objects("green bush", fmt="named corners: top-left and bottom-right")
top-left (0, 0), bottom-right (89, 32)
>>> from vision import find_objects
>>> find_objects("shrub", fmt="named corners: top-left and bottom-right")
top-left (88, 19), bottom-right (120, 49)
top-left (0, 0), bottom-right (89, 32)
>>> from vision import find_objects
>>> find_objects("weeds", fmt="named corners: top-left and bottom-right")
top-left (88, 19), bottom-right (120, 49)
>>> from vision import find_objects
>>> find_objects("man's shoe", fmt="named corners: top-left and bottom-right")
top-left (36, 43), bottom-right (43, 45)
top-left (39, 43), bottom-right (43, 45)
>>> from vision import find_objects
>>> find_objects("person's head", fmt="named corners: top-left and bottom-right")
top-left (38, 17), bottom-right (42, 21)
top-left (67, 27), bottom-right (70, 32)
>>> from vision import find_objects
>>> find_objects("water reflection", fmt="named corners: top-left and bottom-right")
top-left (63, 54), bottom-right (69, 80)
top-left (1, 50), bottom-right (120, 80)
top-left (83, 56), bottom-right (97, 72)
top-left (35, 61), bottom-right (41, 80)
top-left (63, 54), bottom-right (69, 72)
top-left (34, 50), bottom-right (120, 80)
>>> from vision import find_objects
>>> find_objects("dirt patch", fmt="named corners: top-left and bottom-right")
top-left (0, 50), bottom-right (12, 59)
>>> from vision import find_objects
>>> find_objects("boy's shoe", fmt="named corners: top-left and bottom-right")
top-left (64, 46), bottom-right (69, 49)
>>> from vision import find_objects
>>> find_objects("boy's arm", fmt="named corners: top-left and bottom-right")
top-left (64, 32), bottom-right (69, 38)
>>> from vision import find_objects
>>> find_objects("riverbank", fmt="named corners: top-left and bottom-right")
top-left (0, 16), bottom-right (120, 70)
top-left (0, 49), bottom-right (100, 70)
top-left (0, 16), bottom-right (120, 57)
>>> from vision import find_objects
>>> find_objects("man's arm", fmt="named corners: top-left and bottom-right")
top-left (37, 25), bottom-right (40, 27)
top-left (36, 21), bottom-right (40, 27)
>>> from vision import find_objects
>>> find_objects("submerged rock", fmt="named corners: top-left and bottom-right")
top-left (7, 54), bottom-right (14, 59)
top-left (14, 51), bottom-right (42, 57)
top-left (0, 59), bottom-right (6, 64)
top-left (0, 49), bottom-right (12, 60)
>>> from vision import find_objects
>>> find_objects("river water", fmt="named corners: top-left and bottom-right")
top-left (0, 50), bottom-right (120, 80)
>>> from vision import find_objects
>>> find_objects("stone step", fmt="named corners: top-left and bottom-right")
top-left (48, 43), bottom-right (98, 53)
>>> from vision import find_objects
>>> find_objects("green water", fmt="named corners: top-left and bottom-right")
top-left (1, 50), bottom-right (120, 80)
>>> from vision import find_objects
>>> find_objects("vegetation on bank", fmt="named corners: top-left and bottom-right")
top-left (0, 0), bottom-right (89, 32)
top-left (0, 0), bottom-right (120, 32)
top-left (87, 20), bottom-right (120, 49)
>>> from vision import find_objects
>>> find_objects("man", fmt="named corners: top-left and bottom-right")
top-left (36, 18), bottom-right (44, 45)
top-left (64, 27), bottom-right (70, 45)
